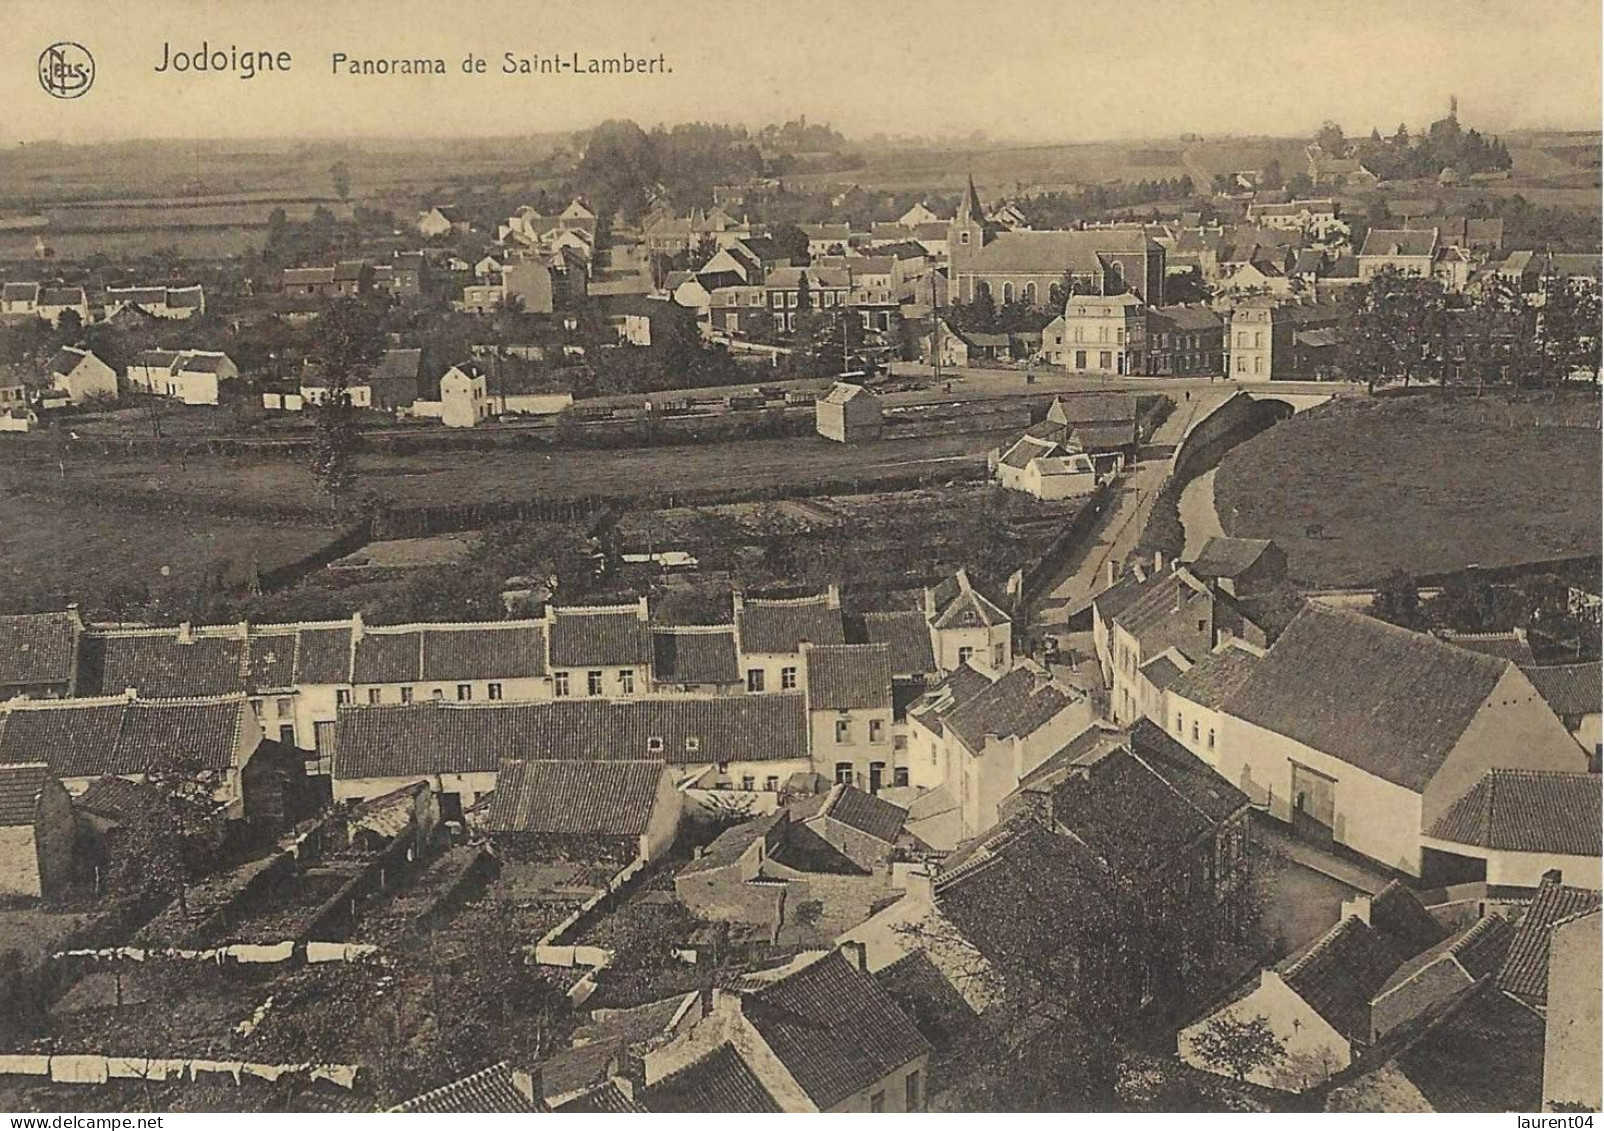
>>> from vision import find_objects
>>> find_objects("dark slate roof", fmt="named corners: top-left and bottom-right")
top-left (74, 774), bottom-right (170, 821)
top-left (742, 950), bottom-right (930, 1110)
top-left (871, 949), bottom-right (980, 1053)
top-left (643, 1043), bottom-right (781, 1113)
top-left (929, 577), bottom-right (1010, 631)
top-left (1276, 916), bottom-right (1404, 1042)
top-left (1186, 537), bottom-right (1275, 580)
top-left (1427, 770), bottom-right (1602, 858)
top-left (549, 606), bottom-right (653, 668)
top-left (0, 612), bottom-right (78, 689)
top-left (333, 694), bottom-right (809, 779)
top-left (245, 630), bottom-right (299, 692)
top-left (819, 784), bottom-right (906, 844)
top-left (1521, 662), bottom-right (1602, 719)
top-left (1375, 914), bottom-right (1515, 1000)
top-left (351, 623), bottom-right (546, 683)
top-left (555, 1080), bottom-right (646, 1113)
top-left (1360, 228), bottom-right (1439, 257)
top-left (0, 697), bottom-right (245, 779)
top-left (481, 759), bottom-right (664, 837)
top-left (1139, 651), bottom-right (1185, 691)
top-left (737, 595), bottom-right (846, 655)
top-left (942, 667), bottom-right (1080, 753)
top-left (804, 644), bottom-right (893, 711)
top-left (294, 625), bottom-right (357, 684)
top-left (651, 627), bottom-right (740, 685)
top-left (1166, 644), bottom-right (1260, 709)
top-left (78, 630), bottom-right (248, 697)
top-left (1223, 607), bottom-right (1509, 793)
top-left (1441, 631), bottom-right (1536, 665)
top-left (846, 611), bottom-right (936, 677)
top-left (0, 763), bottom-right (49, 826)
top-left (391, 1062), bottom-right (541, 1113)
top-left (1497, 876), bottom-right (1602, 1004)
top-left (1367, 880), bottom-right (1449, 957)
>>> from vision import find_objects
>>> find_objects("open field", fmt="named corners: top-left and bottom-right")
top-left (0, 491), bottom-right (338, 614)
top-left (1213, 394), bottom-right (1602, 588)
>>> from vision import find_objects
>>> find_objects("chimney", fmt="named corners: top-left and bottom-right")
top-left (351, 611), bottom-right (365, 640)
top-left (177, 621), bottom-right (194, 645)
top-left (1153, 551), bottom-right (1163, 574)
top-left (1340, 893), bottom-right (1373, 924)
top-left (843, 940), bottom-right (869, 971)
top-left (616, 1050), bottom-right (647, 1098)
top-left (1105, 560), bottom-right (1118, 588)
top-left (1541, 868), bottom-right (1563, 888)
top-left (124, 688), bottom-right (139, 702)
top-left (699, 982), bottom-right (715, 1018)
top-left (825, 584), bottom-right (841, 608)
top-left (636, 595), bottom-right (650, 621)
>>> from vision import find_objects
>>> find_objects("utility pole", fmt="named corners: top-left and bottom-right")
top-left (931, 272), bottom-right (942, 384)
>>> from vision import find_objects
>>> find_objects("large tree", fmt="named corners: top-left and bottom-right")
top-left (307, 298), bottom-right (385, 496)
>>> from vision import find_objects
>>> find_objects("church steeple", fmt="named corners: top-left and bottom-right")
top-left (960, 174), bottom-right (985, 223)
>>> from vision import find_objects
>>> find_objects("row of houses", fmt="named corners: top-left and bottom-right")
top-left (0, 281), bottom-right (205, 326)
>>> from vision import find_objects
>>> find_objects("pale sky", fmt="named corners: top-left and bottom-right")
top-left (3, 0), bottom-right (1599, 145)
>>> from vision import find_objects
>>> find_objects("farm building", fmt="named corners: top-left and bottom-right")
top-left (815, 382), bottom-right (881, 442)
top-left (127, 349), bottom-right (239, 406)
top-left (47, 347), bottom-right (117, 404)
top-left (0, 763), bottom-right (75, 898)
top-left (476, 758), bottom-right (681, 862)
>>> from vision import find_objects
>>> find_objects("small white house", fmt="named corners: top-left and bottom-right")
top-left (127, 349), bottom-right (238, 406)
top-left (47, 347), bottom-right (117, 404)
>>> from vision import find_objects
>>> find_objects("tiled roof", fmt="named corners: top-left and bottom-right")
top-left (391, 1062), bottom-right (541, 1113)
top-left (942, 667), bottom-right (1080, 753)
top-left (1187, 537), bottom-right (1275, 580)
top-left (928, 572), bottom-right (1009, 631)
top-left (0, 696), bottom-right (245, 779)
top-left (245, 630), bottom-right (299, 692)
top-left (1427, 769), bottom-right (1601, 858)
top-left (1139, 651), bottom-right (1185, 691)
top-left (1520, 662), bottom-right (1601, 719)
top-left (963, 229), bottom-right (1155, 275)
top-left (737, 595), bottom-right (845, 655)
top-left (78, 629), bottom-right (248, 698)
top-left (480, 759), bottom-right (665, 837)
top-left (0, 763), bottom-right (49, 826)
top-left (1223, 607), bottom-right (1509, 793)
top-left (678, 810), bottom-right (783, 876)
top-left (0, 611), bottom-right (79, 688)
top-left (1366, 880), bottom-right (1449, 957)
top-left (333, 694), bottom-right (809, 780)
top-left (554, 1080), bottom-right (646, 1113)
top-left (651, 626), bottom-right (739, 685)
top-left (548, 606), bottom-right (652, 668)
top-left (804, 644), bottom-right (892, 711)
top-left (48, 347), bottom-right (90, 377)
top-left (644, 1043), bottom-right (781, 1113)
top-left (1388, 984), bottom-right (1545, 1113)
top-left (819, 784), bottom-right (906, 844)
top-left (997, 433), bottom-right (1061, 471)
top-left (1167, 643), bottom-right (1260, 709)
top-left (1046, 392), bottom-right (1138, 428)
top-left (845, 611), bottom-right (936, 677)
top-left (1441, 631), bottom-right (1535, 664)
top-left (1375, 914), bottom-right (1514, 1001)
top-left (1360, 229), bottom-right (1439, 258)
top-left (742, 950), bottom-right (930, 1110)
top-left (352, 623), bottom-right (548, 684)
top-left (294, 625), bottom-right (357, 684)
top-left (1276, 916), bottom-right (1403, 1042)
top-left (1496, 875), bottom-right (1602, 1003)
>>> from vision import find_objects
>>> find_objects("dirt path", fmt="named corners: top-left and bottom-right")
top-left (1179, 467), bottom-right (1226, 559)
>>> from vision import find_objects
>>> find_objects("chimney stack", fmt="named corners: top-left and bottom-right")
top-left (177, 621), bottom-right (193, 645)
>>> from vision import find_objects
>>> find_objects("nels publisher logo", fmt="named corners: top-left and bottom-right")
top-left (39, 42), bottom-right (94, 99)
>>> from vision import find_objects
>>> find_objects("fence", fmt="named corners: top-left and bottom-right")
top-left (0, 1054), bottom-right (360, 1090)
top-left (51, 941), bottom-right (382, 967)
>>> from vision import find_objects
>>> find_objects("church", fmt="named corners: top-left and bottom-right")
top-left (947, 177), bottom-right (1167, 308)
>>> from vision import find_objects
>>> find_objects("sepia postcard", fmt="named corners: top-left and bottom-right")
top-left (0, 0), bottom-right (1598, 1117)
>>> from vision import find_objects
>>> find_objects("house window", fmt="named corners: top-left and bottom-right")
top-left (781, 666), bottom-right (798, 690)
top-left (279, 724), bottom-right (296, 745)
top-left (1208, 728), bottom-right (1216, 750)
top-left (869, 719), bottom-right (885, 744)
top-left (958, 646), bottom-right (975, 666)
top-left (457, 683), bottom-right (473, 702)
top-left (1075, 349), bottom-right (1086, 369)
top-left (686, 736), bottom-right (702, 755)
top-left (870, 1091), bottom-right (885, 1113)
top-left (432, 688), bottom-right (444, 701)
top-left (741, 775), bottom-right (755, 791)
top-left (765, 775), bottom-right (780, 791)
top-left (1100, 351), bottom-right (1112, 369)
top-left (835, 720), bottom-right (851, 744)
top-left (894, 767), bottom-right (910, 788)
top-left (747, 669), bottom-right (766, 693)
top-left (336, 689), bottom-right (351, 707)
top-left (993, 642), bottom-right (1005, 668)
top-left (1236, 356), bottom-right (1247, 373)
top-left (647, 736), bottom-right (665, 754)
top-left (619, 669), bottom-right (635, 695)
top-left (401, 686), bottom-right (413, 704)
top-left (367, 688), bottom-right (382, 705)
top-left (488, 682), bottom-right (502, 700)
top-left (1254, 357), bottom-right (1264, 374)
top-left (906, 1070), bottom-right (922, 1111)
top-left (277, 697), bottom-right (294, 719)
top-left (1192, 721), bottom-right (1200, 743)
top-left (587, 671), bottom-right (603, 696)
top-left (959, 231), bottom-right (970, 245)
top-left (835, 762), bottom-right (854, 785)
top-left (1175, 712), bottom-right (1183, 734)
top-left (554, 672), bottom-right (570, 697)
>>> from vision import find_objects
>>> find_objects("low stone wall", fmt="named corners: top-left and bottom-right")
top-left (0, 1054), bottom-right (360, 1090)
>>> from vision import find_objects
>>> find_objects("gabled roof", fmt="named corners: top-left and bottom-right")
top-left (0, 763), bottom-right (50, 827)
top-left (845, 610), bottom-right (936, 677)
top-left (1223, 606), bottom-right (1511, 793)
top-left (1276, 915), bottom-right (1403, 1043)
top-left (0, 611), bottom-right (79, 689)
top-left (0, 695), bottom-right (247, 779)
top-left (736, 593), bottom-right (845, 655)
top-left (332, 694), bottom-right (809, 779)
top-left (963, 229), bottom-right (1157, 276)
top-left (741, 950), bottom-right (930, 1109)
top-left (1366, 880), bottom-right (1450, 957)
top-left (820, 381), bottom-right (875, 406)
top-left (1374, 914), bottom-right (1515, 999)
top-left (928, 571), bottom-right (1009, 631)
top-left (1359, 229), bottom-right (1439, 258)
top-left (1186, 536), bottom-right (1276, 580)
top-left (47, 347), bottom-right (92, 377)
top-left (1167, 642), bottom-right (1260, 709)
top-left (816, 783), bottom-right (906, 844)
top-left (1427, 769), bottom-right (1601, 858)
top-left (804, 643), bottom-right (893, 711)
top-left (548, 605), bottom-right (652, 668)
top-left (77, 628), bottom-right (248, 697)
top-left (480, 759), bottom-right (665, 837)
top-left (644, 1043), bottom-right (781, 1113)
top-left (942, 666), bottom-right (1080, 753)
top-left (1520, 661), bottom-right (1602, 719)
top-left (1496, 874), bottom-right (1602, 1004)
top-left (1046, 392), bottom-right (1138, 428)
top-left (351, 623), bottom-right (547, 684)
top-left (651, 626), bottom-right (740, 685)
top-left (997, 433), bottom-right (1062, 471)
top-left (391, 1062), bottom-right (541, 1113)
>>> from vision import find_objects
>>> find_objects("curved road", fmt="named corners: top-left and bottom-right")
top-left (1178, 467), bottom-right (1226, 559)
